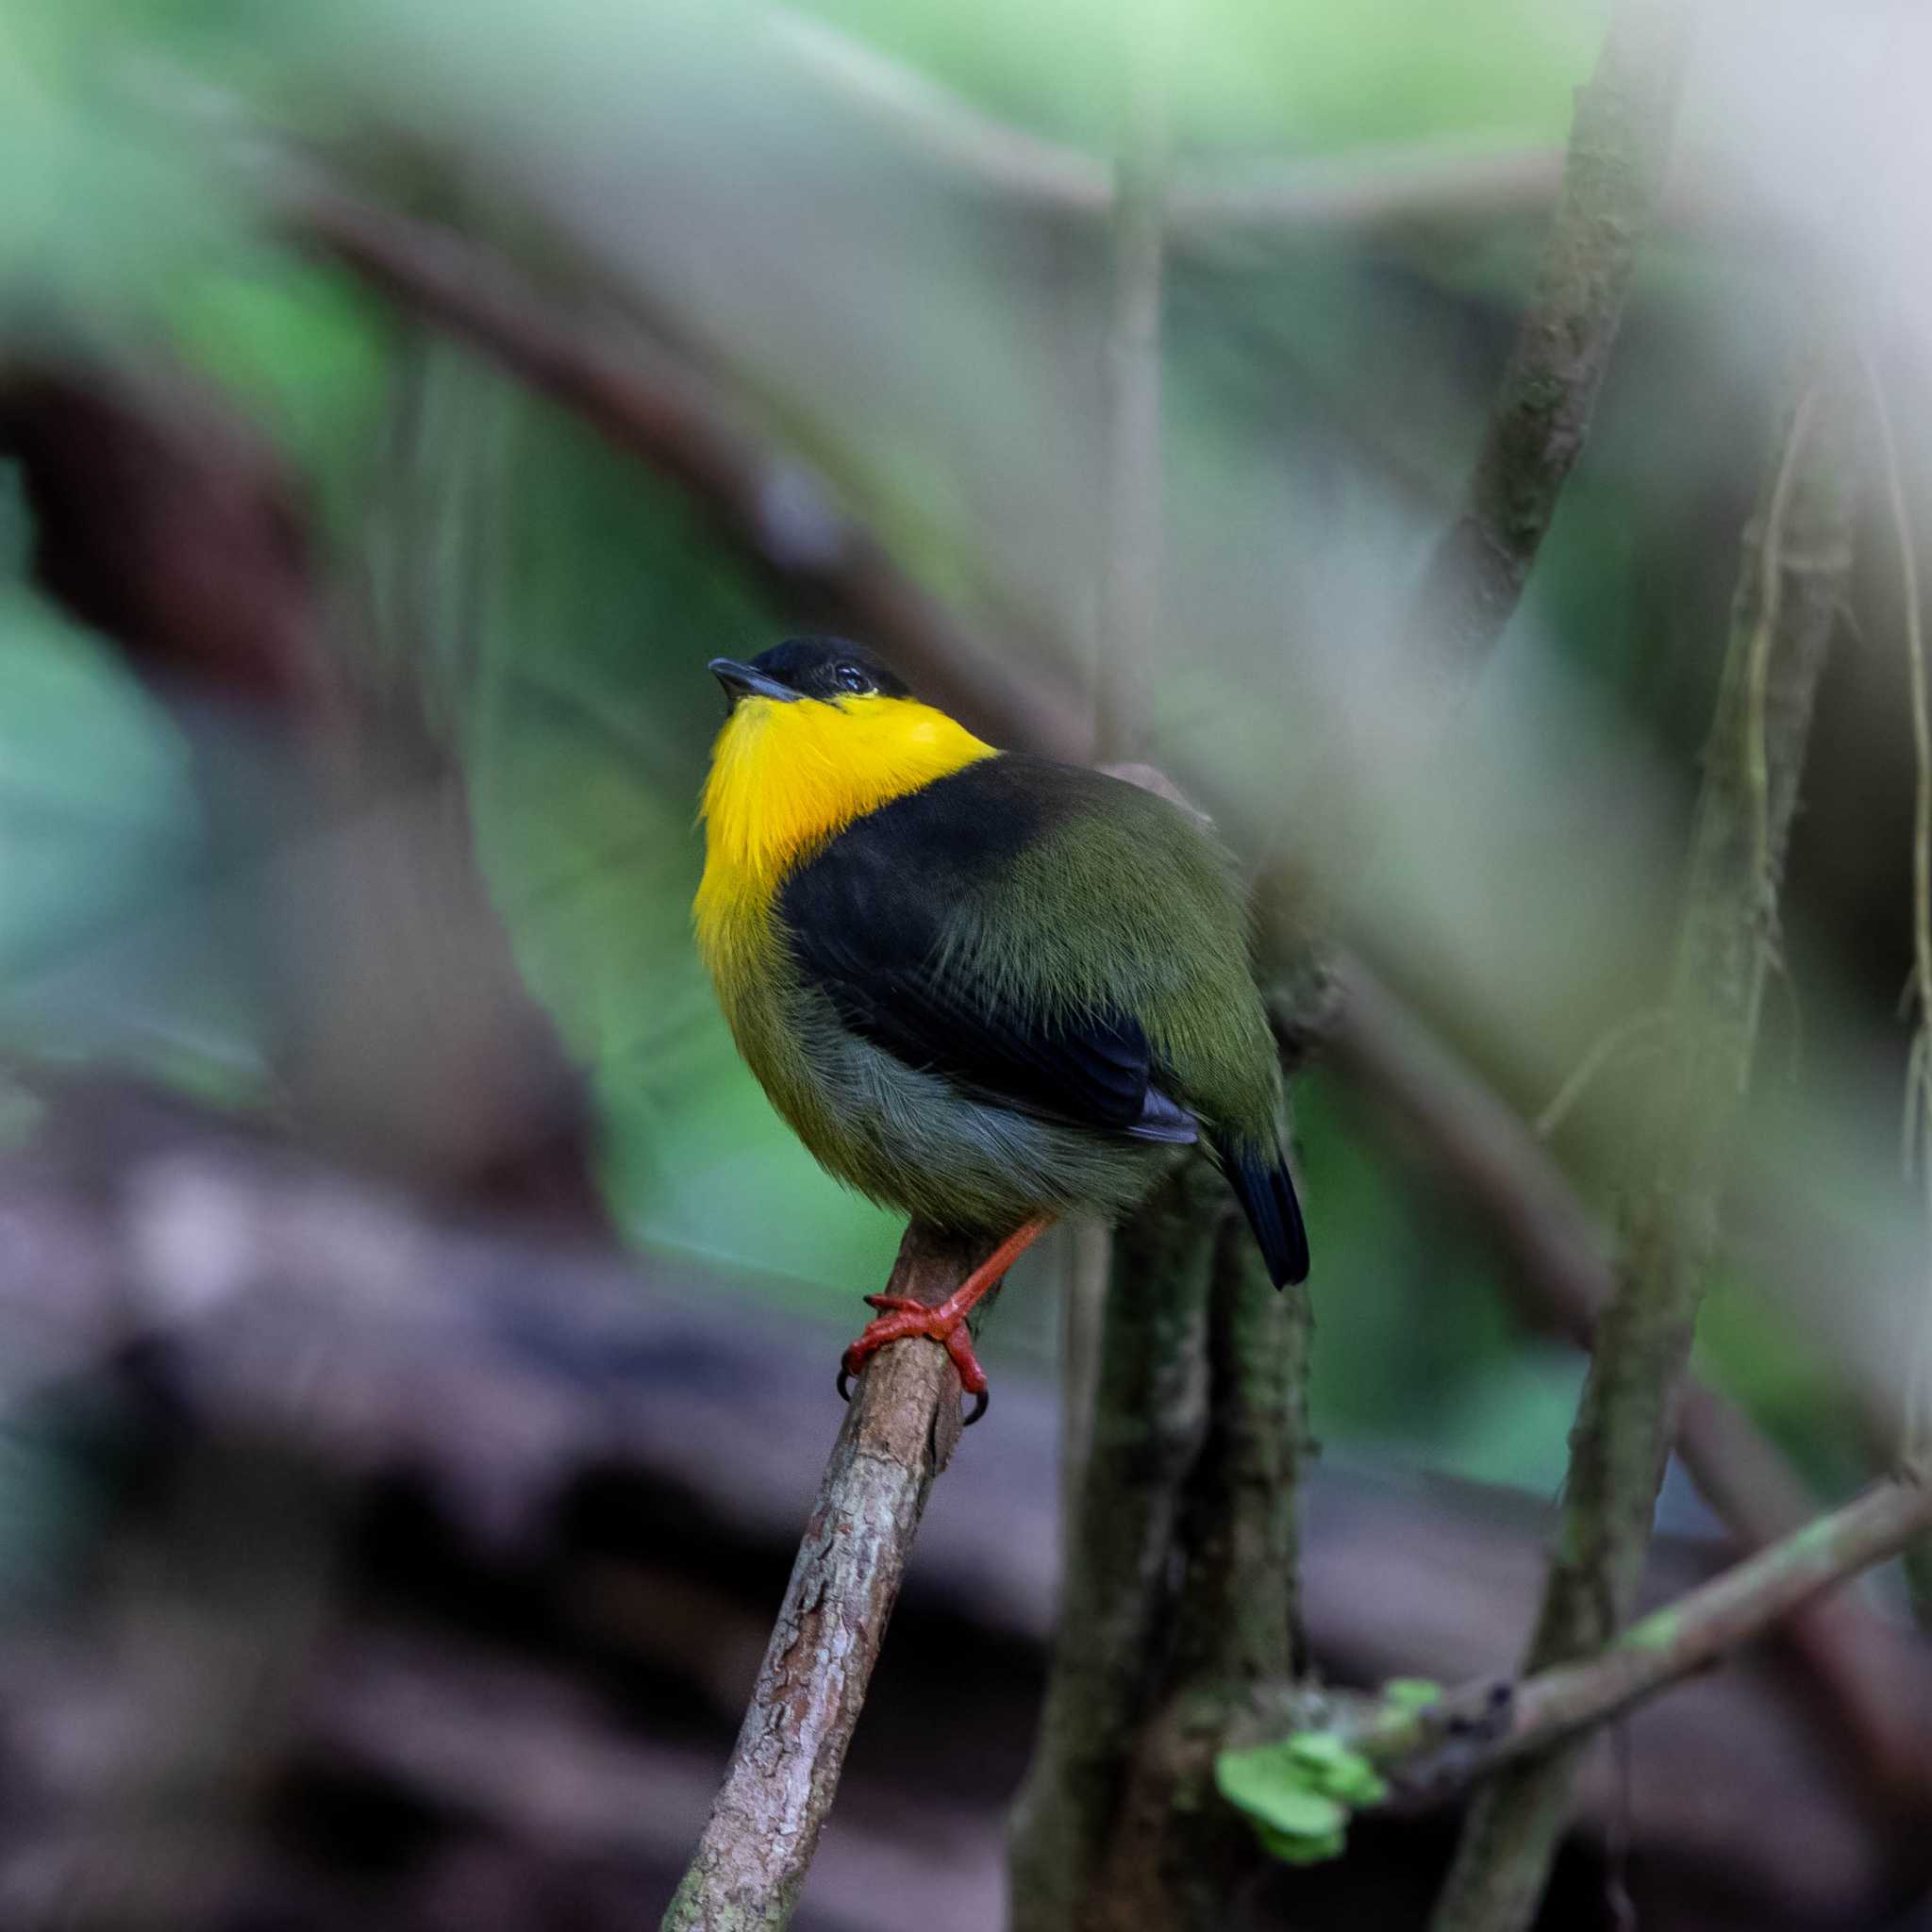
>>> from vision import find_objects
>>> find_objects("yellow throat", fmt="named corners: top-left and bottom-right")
top-left (693, 691), bottom-right (995, 962)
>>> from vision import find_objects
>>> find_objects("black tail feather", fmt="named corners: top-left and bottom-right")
top-left (1213, 1134), bottom-right (1310, 1288)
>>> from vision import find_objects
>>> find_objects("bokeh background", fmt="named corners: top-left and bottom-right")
top-left (4, 1), bottom-right (1932, 1926)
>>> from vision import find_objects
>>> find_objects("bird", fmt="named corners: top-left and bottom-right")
top-left (693, 636), bottom-right (1308, 1422)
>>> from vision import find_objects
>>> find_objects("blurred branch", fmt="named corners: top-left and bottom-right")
top-left (1410, 0), bottom-right (1695, 690)
top-left (1052, 8), bottom-right (1170, 1690)
top-left (1014, 1125), bottom-right (1311, 1929)
top-left (1012, 4), bottom-right (1692, 1916)
top-left (1867, 345), bottom-right (1932, 1467)
top-left (1241, 1460), bottom-right (1932, 1819)
top-left (0, 356), bottom-right (325, 711)
top-left (767, 9), bottom-right (1581, 239)
top-left (662, 1222), bottom-right (1002, 1932)
top-left (1429, 344), bottom-right (1862, 1932)
top-left (1185, 1212), bottom-right (1310, 1686)
top-left (1254, 0), bottom-right (1692, 1004)
top-left (1167, 149), bottom-right (1569, 238)
top-left (262, 170), bottom-right (1086, 758)
top-left (1011, 34), bottom-right (1317, 1890)
top-left (1321, 957), bottom-right (1610, 1343)
top-left (1324, 953), bottom-right (1932, 1804)
top-left (1087, 1192), bottom-right (1312, 1928)
top-left (764, 8), bottom-right (1112, 217)
top-left (0, 347), bottom-right (600, 1217)
top-left (1091, 9), bottom-right (1170, 766)
top-left (1008, 1158), bottom-right (1220, 1931)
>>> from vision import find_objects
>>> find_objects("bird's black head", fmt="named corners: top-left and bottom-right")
top-left (708, 637), bottom-right (911, 708)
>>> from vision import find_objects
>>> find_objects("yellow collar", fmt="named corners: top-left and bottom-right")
top-left (695, 691), bottom-right (995, 938)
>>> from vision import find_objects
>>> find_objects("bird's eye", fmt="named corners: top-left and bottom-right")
top-left (834, 662), bottom-right (874, 695)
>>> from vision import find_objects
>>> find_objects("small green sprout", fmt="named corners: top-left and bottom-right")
top-left (1382, 1677), bottom-right (1444, 1713)
top-left (1214, 1730), bottom-right (1389, 1866)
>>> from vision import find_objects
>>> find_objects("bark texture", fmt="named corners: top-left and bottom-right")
top-left (1007, 1159), bottom-right (1222, 1932)
top-left (662, 1223), bottom-right (1000, 1932)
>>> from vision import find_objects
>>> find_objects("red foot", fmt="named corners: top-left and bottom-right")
top-left (835, 1220), bottom-right (1052, 1426)
top-left (839, 1293), bottom-right (991, 1422)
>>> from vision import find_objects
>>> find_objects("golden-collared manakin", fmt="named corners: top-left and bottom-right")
top-left (694, 637), bottom-right (1308, 1420)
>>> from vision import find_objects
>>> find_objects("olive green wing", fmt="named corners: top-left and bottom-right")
top-left (776, 758), bottom-right (1195, 1142)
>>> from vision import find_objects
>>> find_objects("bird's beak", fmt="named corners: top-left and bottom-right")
top-left (708, 658), bottom-right (797, 705)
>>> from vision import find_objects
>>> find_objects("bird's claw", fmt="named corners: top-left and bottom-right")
top-left (836, 1292), bottom-right (991, 1424)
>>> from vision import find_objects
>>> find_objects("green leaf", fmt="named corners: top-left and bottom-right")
top-left (1255, 1818), bottom-right (1347, 1865)
top-left (1215, 1736), bottom-right (1386, 1866)
top-left (1384, 1676), bottom-right (1445, 1712)
top-left (1285, 1732), bottom-right (1387, 1802)
top-left (1215, 1748), bottom-right (1348, 1839)
top-left (1291, 1739), bottom-right (1368, 1803)
top-left (1286, 1730), bottom-right (1355, 1771)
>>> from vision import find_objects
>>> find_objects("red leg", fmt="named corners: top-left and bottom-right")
top-left (837, 1219), bottom-right (1053, 1424)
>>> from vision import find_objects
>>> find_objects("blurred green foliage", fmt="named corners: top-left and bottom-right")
top-left (0, 0), bottom-right (1916, 1513)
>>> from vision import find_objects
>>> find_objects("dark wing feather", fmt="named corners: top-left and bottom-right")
top-left (778, 759), bottom-right (1196, 1144)
top-left (1213, 1132), bottom-right (1310, 1287)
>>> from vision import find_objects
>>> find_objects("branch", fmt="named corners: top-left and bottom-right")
top-left (1012, 12), bottom-right (1686, 1908)
top-left (1090, 7), bottom-right (1170, 767)
top-left (1182, 1206), bottom-right (1310, 1682)
top-left (0, 348), bottom-right (602, 1221)
top-left (1050, 1), bottom-right (1172, 1703)
top-left (1086, 1192), bottom-right (1313, 1927)
top-left (1410, 0), bottom-right (1694, 690)
top-left (660, 1222), bottom-right (1002, 1932)
top-left (1008, 1158), bottom-right (1222, 1932)
top-left (765, 8), bottom-right (1111, 217)
top-left (765, 9), bottom-right (1634, 241)
top-left (1324, 953), bottom-right (1932, 1804)
top-left (1228, 1462), bottom-right (1932, 1833)
top-left (1319, 956), bottom-right (1609, 1346)
top-left (1428, 340), bottom-right (1863, 1932)
top-left (1010, 36), bottom-right (1314, 1912)
top-left (1165, 146), bottom-right (1568, 237)
top-left (4, 1081), bottom-right (1928, 1924)
top-left (1473, 1470), bottom-right (1932, 1786)
top-left (252, 166), bottom-right (1086, 760)
top-left (1254, 0), bottom-right (1692, 998)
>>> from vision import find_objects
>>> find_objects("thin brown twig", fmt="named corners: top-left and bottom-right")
top-left (1417, 1464), bottom-right (1932, 1790)
top-left (1533, 1007), bottom-right (1671, 1140)
top-left (1235, 1461), bottom-right (1932, 1818)
top-left (1740, 377), bottom-right (1822, 1057)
